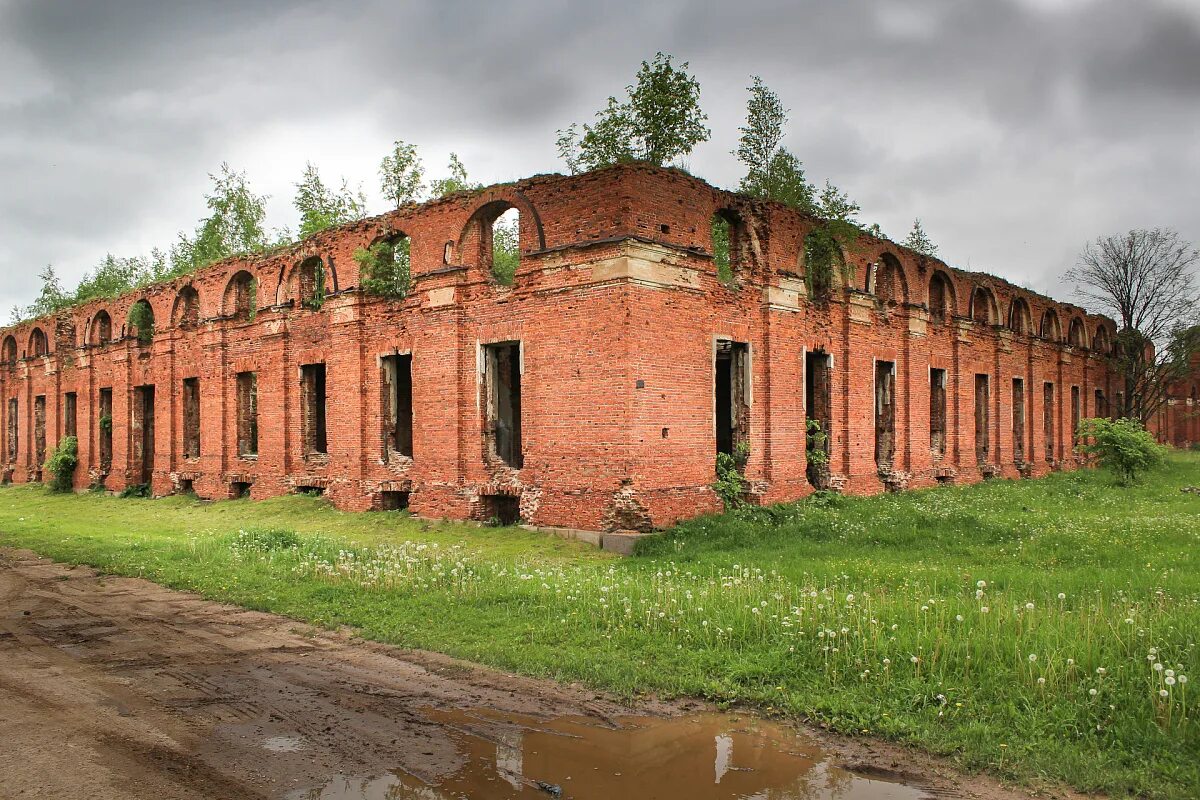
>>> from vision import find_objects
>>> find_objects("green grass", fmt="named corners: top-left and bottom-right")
top-left (2, 455), bottom-right (1199, 798)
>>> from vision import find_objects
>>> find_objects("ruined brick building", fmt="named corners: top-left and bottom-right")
top-left (0, 164), bottom-right (1160, 537)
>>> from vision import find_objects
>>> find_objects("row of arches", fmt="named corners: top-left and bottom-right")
top-left (707, 214), bottom-right (1108, 351)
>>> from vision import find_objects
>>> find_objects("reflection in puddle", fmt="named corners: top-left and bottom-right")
top-left (288, 711), bottom-right (930, 800)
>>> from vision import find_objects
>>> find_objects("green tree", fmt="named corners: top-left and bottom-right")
top-left (74, 255), bottom-right (147, 303)
top-left (429, 153), bottom-right (481, 197)
top-left (491, 211), bottom-right (519, 285)
top-left (355, 237), bottom-right (411, 300)
top-left (175, 163), bottom-right (271, 273)
top-left (735, 77), bottom-right (816, 212)
top-left (1076, 417), bottom-right (1165, 485)
top-left (380, 140), bottom-right (425, 208)
top-left (903, 218), bottom-right (938, 257)
top-left (294, 162), bottom-right (367, 239)
top-left (816, 180), bottom-right (861, 224)
top-left (557, 52), bottom-right (710, 171)
top-left (27, 266), bottom-right (71, 318)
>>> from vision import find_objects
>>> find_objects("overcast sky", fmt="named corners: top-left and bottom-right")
top-left (2, 0), bottom-right (1198, 315)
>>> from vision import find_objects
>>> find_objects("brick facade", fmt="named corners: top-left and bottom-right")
top-left (0, 164), bottom-right (1144, 531)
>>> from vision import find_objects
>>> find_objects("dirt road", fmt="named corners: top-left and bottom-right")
top-left (0, 548), bottom-right (1034, 799)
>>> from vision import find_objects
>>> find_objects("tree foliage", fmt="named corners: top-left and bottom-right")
top-left (379, 140), bottom-right (425, 208)
top-left (355, 237), bottom-right (411, 300)
top-left (1076, 417), bottom-right (1166, 485)
top-left (429, 153), bottom-right (481, 198)
top-left (176, 163), bottom-right (272, 273)
top-left (557, 52), bottom-right (710, 172)
top-left (1066, 228), bottom-right (1200, 422)
top-left (735, 77), bottom-right (816, 213)
top-left (904, 218), bottom-right (938, 257)
top-left (43, 435), bottom-right (79, 493)
top-left (491, 210), bottom-right (520, 285)
top-left (294, 162), bottom-right (367, 239)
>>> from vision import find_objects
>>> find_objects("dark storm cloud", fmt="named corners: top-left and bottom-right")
top-left (2, 0), bottom-right (1198, 315)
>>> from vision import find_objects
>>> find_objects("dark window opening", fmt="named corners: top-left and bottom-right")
top-left (974, 374), bottom-right (990, 465)
top-left (90, 313), bottom-right (112, 346)
top-left (294, 484), bottom-right (326, 497)
top-left (133, 385), bottom-right (155, 485)
top-left (301, 363), bottom-right (328, 456)
top-left (1043, 383), bottom-right (1055, 462)
top-left (29, 328), bottom-right (48, 357)
top-left (2, 337), bottom-right (16, 366)
top-left (715, 340), bottom-right (750, 458)
top-left (379, 491), bottom-right (410, 511)
top-left (34, 396), bottom-right (46, 469)
top-left (178, 478), bottom-right (195, 496)
top-left (231, 481), bottom-right (252, 499)
top-left (5, 398), bottom-right (16, 463)
top-left (297, 258), bottom-right (326, 310)
top-left (481, 494), bottom-right (520, 526)
top-left (182, 378), bottom-right (200, 460)
top-left (98, 389), bottom-right (113, 470)
top-left (930, 368), bottom-right (948, 459)
top-left (1071, 386), bottom-right (1081, 446)
top-left (236, 372), bottom-right (258, 457)
top-left (382, 354), bottom-right (413, 458)
top-left (1094, 388), bottom-right (1107, 420)
top-left (875, 361), bottom-right (896, 469)
top-left (175, 287), bottom-right (200, 329)
top-left (64, 392), bottom-right (77, 439)
top-left (1115, 392), bottom-right (1124, 419)
top-left (929, 274), bottom-right (952, 325)
top-left (484, 343), bottom-right (523, 468)
top-left (227, 271), bottom-right (257, 320)
top-left (805, 349), bottom-right (833, 486)
top-left (1012, 378), bottom-right (1026, 463)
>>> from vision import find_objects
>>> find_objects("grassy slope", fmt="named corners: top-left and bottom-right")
top-left (1, 454), bottom-right (1198, 798)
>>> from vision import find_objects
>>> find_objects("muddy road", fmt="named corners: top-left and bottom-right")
top-left (0, 548), bottom-right (1036, 799)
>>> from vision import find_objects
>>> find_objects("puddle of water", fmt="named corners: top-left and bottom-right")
top-left (263, 735), bottom-right (306, 753)
top-left (288, 710), bottom-right (930, 800)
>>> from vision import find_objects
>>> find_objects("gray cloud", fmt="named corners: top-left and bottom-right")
top-left (2, 0), bottom-right (1198, 314)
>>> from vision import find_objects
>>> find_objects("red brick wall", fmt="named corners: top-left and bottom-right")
top-left (0, 164), bottom-right (1143, 530)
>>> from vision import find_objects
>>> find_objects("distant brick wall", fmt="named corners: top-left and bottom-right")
top-left (0, 164), bottom-right (1142, 531)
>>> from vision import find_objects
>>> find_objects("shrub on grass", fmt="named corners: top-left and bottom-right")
top-left (1077, 417), bottom-right (1166, 485)
top-left (43, 436), bottom-right (79, 493)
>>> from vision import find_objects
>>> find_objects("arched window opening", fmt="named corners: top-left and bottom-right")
top-left (970, 287), bottom-right (996, 325)
top-left (1, 336), bottom-right (16, 366)
top-left (356, 232), bottom-right (412, 300)
top-left (295, 257), bottom-right (327, 310)
top-left (1093, 325), bottom-right (1112, 355)
top-left (89, 311), bottom-right (113, 346)
top-left (1008, 298), bottom-right (1032, 335)
top-left (1040, 309), bottom-right (1062, 342)
top-left (928, 272), bottom-right (954, 325)
top-left (875, 253), bottom-right (908, 307)
top-left (1068, 317), bottom-right (1087, 348)
top-left (225, 271), bottom-right (257, 320)
top-left (127, 299), bottom-right (155, 345)
top-left (710, 209), bottom-right (744, 285)
top-left (803, 229), bottom-right (845, 303)
top-left (491, 208), bottom-right (520, 286)
top-left (174, 286), bottom-right (200, 329)
top-left (28, 327), bottom-right (48, 357)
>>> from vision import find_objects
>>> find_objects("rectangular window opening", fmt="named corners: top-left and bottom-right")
top-left (974, 374), bottom-right (990, 465)
top-left (182, 378), bottom-right (200, 460)
top-left (5, 397), bottom-right (16, 463)
top-left (231, 481), bottom-right (252, 499)
top-left (382, 354), bottom-right (413, 459)
top-left (805, 350), bottom-right (833, 484)
top-left (484, 343), bottom-right (523, 468)
top-left (236, 372), bottom-right (258, 457)
top-left (64, 392), bottom-right (77, 439)
top-left (929, 368), bottom-right (947, 460)
top-left (98, 389), bottom-right (113, 470)
top-left (379, 490), bottom-right (410, 511)
top-left (34, 396), bottom-right (46, 470)
top-left (715, 340), bottom-right (750, 458)
top-left (301, 363), bottom-right (328, 456)
top-left (1071, 386), bottom-right (1081, 446)
top-left (1094, 388), bottom-right (1107, 420)
top-left (481, 493), bottom-right (520, 526)
top-left (1012, 378), bottom-right (1026, 464)
top-left (133, 385), bottom-right (155, 485)
top-left (1043, 382), bottom-right (1055, 462)
top-left (875, 360), bottom-right (896, 469)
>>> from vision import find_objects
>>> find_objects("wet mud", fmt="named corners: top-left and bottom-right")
top-left (0, 548), bottom-right (1040, 799)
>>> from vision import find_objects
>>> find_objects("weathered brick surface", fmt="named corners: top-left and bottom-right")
top-left (0, 164), bottom-right (1153, 531)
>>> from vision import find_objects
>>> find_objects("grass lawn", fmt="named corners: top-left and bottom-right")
top-left (1, 453), bottom-right (1198, 798)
